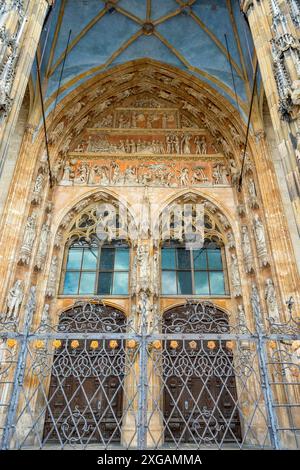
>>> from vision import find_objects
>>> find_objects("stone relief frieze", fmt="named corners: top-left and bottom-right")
top-left (58, 157), bottom-right (230, 188)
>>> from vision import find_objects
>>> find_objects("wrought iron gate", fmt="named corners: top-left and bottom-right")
top-left (0, 292), bottom-right (299, 449)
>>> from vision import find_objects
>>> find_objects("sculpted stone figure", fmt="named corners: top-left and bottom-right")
top-left (137, 245), bottom-right (150, 291)
top-left (19, 211), bottom-right (37, 265)
top-left (59, 137), bottom-right (72, 157)
top-left (230, 253), bottom-right (242, 297)
top-left (35, 214), bottom-right (51, 271)
top-left (181, 134), bottom-right (191, 154)
top-left (46, 256), bottom-right (58, 298)
top-left (241, 225), bottom-right (254, 273)
top-left (179, 167), bottom-right (189, 186)
top-left (88, 164), bottom-right (99, 184)
top-left (111, 161), bottom-right (122, 184)
top-left (265, 278), bottom-right (280, 322)
top-left (6, 280), bottom-right (24, 321)
top-left (212, 164), bottom-right (228, 184)
top-left (228, 158), bottom-right (239, 186)
top-left (48, 122), bottom-right (64, 144)
top-left (237, 304), bottom-right (248, 333)
top-left (240, 151), bottom-right (253, 174)
top-left (75, 163), bottom-right (89, 184)
top-left (52, 158), bottom-right (63, 184)
top-left (54, 229), bottom-right (63, 249)
top-left (60, 160), bottom-right (72, 185)
top-left (40, 303), bottom-right (50, 327)
top-left (31, 173), bottom-right (44, 205)
top-left (229, 124), bottom-right (242, 145)
top-left (253, 214), bottom-right (269, 267)
top-left (191, 166), bottom-right (208, 184)
top-left (248, 178), bottom-right (259, 208)
top-left (227, 231), bottom-right (235, 249)
top-left (137, 291), bottom-right (152, 332)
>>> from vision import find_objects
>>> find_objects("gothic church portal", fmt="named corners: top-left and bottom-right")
top-left (0, 0), bottom-right (299, 450)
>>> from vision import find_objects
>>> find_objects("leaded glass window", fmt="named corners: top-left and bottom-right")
top-left (62, 239), bottom-right (129, 295)
top-left (161, 241), bottom-right (226, 296)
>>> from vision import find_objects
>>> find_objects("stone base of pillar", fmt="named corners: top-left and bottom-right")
top-left (121, 411), bottom-right (164, 449)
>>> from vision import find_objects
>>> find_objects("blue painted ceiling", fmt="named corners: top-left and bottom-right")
top-left (37, 0), bottom-right (255, 114)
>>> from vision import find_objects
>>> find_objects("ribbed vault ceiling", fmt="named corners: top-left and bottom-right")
top-left (37, 0), bottom-right (255, 116)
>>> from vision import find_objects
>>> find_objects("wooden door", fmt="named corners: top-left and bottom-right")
top-left (164, 352), bottom-right (242, 443)
top-left (43, 347), bottom-right (123, 444)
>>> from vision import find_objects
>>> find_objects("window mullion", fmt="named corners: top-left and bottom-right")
top-left (190, 248), bottom-right (195, 295)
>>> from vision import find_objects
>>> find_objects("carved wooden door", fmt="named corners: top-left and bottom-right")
top-left (164, 352), bottom-right (242, 444)
top-left (43, 348), bottom-right (123, 444)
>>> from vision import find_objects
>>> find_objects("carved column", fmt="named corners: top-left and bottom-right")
top-left (241, 0), bottom-right (300, 272)
top-left (0, 0), bottom-right (51, 217)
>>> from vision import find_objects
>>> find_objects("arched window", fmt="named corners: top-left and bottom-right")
top-left (61, 238), bottom-right (130, 296)
top-left (161, 240), bottom-right (227, 296)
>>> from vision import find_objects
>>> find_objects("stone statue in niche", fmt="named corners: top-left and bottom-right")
top-left (181, 134), bottom-right (191, 154)
top-left (31, 173), bottom-right (45, 205)
top-left (54, 229), bottom-right (63, 249)
top-left (265, 278), bottom-right (280, 322)
top-left (248, 178), bottom-right (259, 208)
top-left (19, 211), bottom-right (37, 265)
top-left (227, 231), bottom-right (235, 249)
top-left (179, 167), bottom-right (190, 186)
top-left (237, 203), bottom-right (246, 217)
top-left (5, 280), bottom-right (24, 321)
top-left (217, 136), bottom-right (231, 156)
top-left (40, 303), bottom-right (50, 328)
top-left (46, 256), bottom-right (58, 299)
top-left (230, 253), bottom-right (242, 297)
top-left (137, 245), bottom-right (150, 292)
top-left (253, 214), bottom-right (269, 267)
top-left (228, 158), bottom-right (239, 186)
top-left (240, 151), bottom-right (253, 174)
top-left (194, 136), bottom-right (207, 154)
top-left (35, 214), bottom-right (51, 271)
top-left (237, 304), bottom-right (248, 334)
top-left (241, 225), bottom-right (254, 274)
